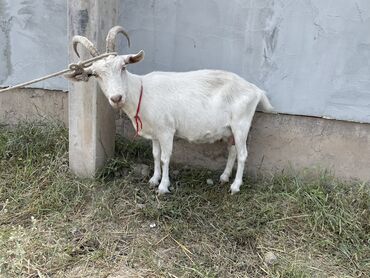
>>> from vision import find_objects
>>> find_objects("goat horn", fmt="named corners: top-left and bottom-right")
top-left (106, 26), bottom-right (131, 53)
top-left (72, 36), bottom-right (100, 58)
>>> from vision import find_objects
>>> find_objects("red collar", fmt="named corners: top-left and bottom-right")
top-left (134, 81), bottom-right (143, 137)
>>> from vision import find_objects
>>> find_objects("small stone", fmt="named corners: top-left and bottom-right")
top-left (71, 227), bottom-right (84, 241)
top-left (120, 168), bottom-right (129, 177)
top-left (264, 251), bottom-right (277, 265)
top-left (132, 164), bottom-right (150, 177)
top-left (132, 164), bottom-right (142, 175)
top-left (136, 204), bottom-right (145, 209)
top-left (140, 164), bottom-right (150, 177)
top-left (149, 223), bottom-right (156, 228)
top-left (206, 179), bottom-right (214, 186)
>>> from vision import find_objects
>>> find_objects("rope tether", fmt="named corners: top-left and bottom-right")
top-left (0, 52), bottom-right (117, 93)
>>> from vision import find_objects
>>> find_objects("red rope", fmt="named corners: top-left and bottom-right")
top-left (134, 81), bottom-right (143, 137)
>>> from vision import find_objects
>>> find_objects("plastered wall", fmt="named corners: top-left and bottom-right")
top-left (1, 0), bottom-right (370, 123)
top-left (0, 0), bottom-right (67, 91)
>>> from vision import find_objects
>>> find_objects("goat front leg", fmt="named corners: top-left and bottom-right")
top-left (149, 139), bottom-right (161, 187)
top-left (220, 139), bottom-right (237, 184)
top-left (157, 133), bottom-right (174, 195)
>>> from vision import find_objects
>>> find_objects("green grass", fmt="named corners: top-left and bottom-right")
top-left (0, 122), bottom-right (369, 277)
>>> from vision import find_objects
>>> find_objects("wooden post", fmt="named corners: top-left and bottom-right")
top-left (68, 0), bottom-right (118, 177)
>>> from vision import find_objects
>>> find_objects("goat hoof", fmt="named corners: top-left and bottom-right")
top-left (219, 174), bottom-right (229, 184)
top-left (230, 189), bottom-right (240, 195)
top-left (230, 184), bottom-right (241, 195)
top-left (149, 177), bottom-right (160, 187)
top-left (157, 188), bottom-right (170, 195)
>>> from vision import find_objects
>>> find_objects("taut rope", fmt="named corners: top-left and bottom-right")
top-left (0, 52), bottom-right (117, 93)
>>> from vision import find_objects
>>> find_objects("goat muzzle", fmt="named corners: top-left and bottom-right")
top-left (110, 94), bottom-right (123, 104)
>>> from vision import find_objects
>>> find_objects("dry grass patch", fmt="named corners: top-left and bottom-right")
top-left (0, 122), bottom-right (369, 277)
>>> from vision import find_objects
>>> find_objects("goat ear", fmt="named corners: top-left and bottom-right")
top-left (125, 50), bottom-right (144, 64)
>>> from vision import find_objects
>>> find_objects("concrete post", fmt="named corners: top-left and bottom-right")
top-left (68, 0), bottom-right (118, 177)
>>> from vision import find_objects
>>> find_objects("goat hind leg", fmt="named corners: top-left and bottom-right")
top-left (230, 127), bottom-right (249, 194)
top-left (229, 97), bottom-right (259, 194)
top-left (149, 139), bottom-right (161, 187)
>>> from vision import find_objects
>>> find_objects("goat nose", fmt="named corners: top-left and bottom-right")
top-left (110, 95), bottom-right (122, 103)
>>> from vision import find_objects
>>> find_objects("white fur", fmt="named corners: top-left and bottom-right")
top-left (77, 52), bottom-right (274, 194)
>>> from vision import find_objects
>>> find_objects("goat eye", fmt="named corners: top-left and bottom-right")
top-left (122, 66), bottom-right (127, 71)
top-left (88, 72), bottom-right (98, 78)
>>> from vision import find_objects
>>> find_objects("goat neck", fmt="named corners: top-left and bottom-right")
top-left (121, 71), bottom-right (143, 118)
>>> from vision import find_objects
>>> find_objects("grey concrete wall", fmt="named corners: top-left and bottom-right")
top-left (120, 0), bottom-right (370, 124)
top-left (0, 0), bottom-right (67, 90)
top-left (247, 113), bottom-right (370, 181)
top-left (0, 88), bottom-right (68, 125)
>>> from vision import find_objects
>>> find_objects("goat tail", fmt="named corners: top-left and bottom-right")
top-left (258, 91), bottom-right (274, 113)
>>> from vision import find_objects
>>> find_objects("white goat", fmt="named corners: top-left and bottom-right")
top-left (66, 26), bottom-right (274, 195)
